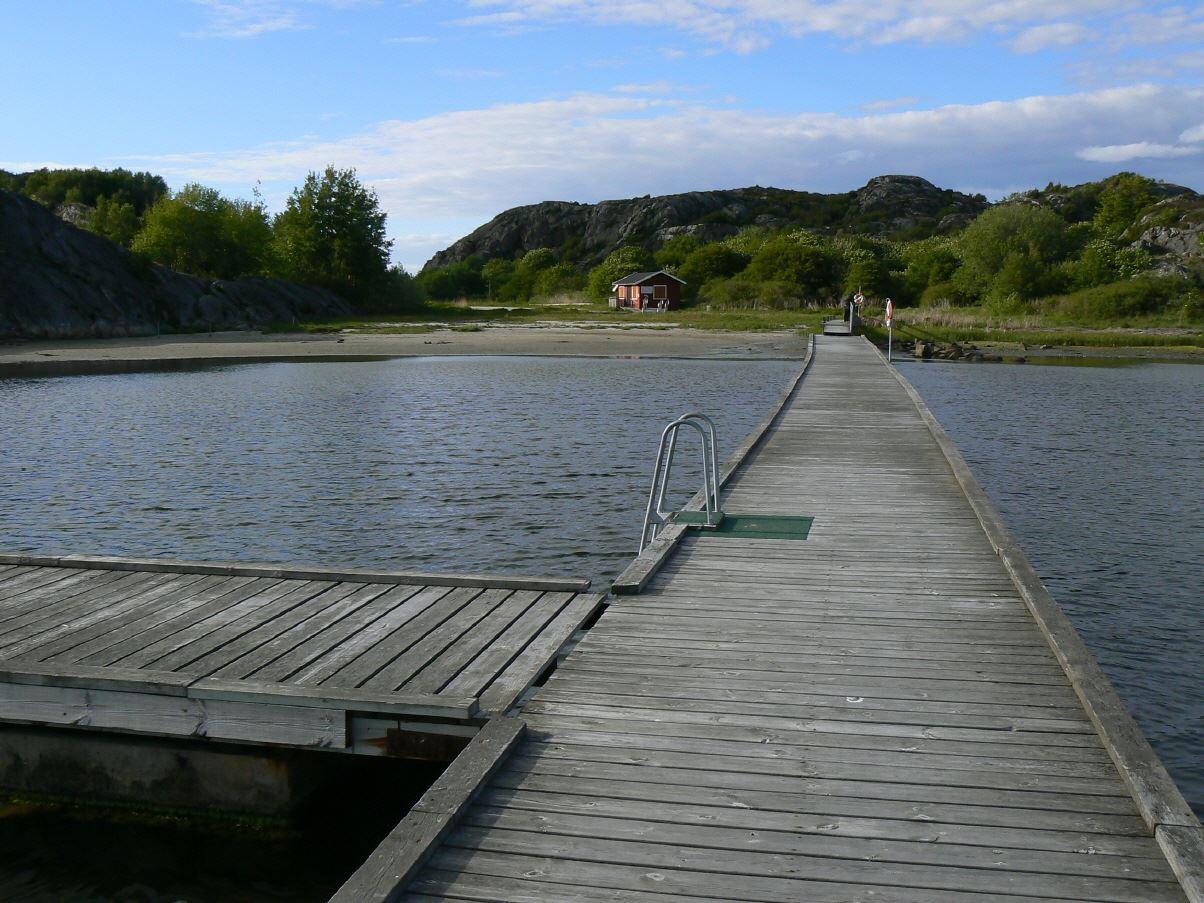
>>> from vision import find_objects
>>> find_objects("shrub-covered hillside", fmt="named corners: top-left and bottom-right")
top-left (417, 172), bottom-right (1202, 323)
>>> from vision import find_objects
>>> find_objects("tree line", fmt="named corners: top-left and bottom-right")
top-left (2, 165), bottom-right (420, 312)
top-left (418, 173), bottom-right (1201, 322)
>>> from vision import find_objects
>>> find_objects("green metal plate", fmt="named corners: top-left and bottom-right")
top-left (672, 512), bottom-right (813, 540)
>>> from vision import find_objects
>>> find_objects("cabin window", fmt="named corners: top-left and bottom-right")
top-left (654, 285), bottom-right (667, 300)
top-left (617, 286), bottom-right (627, 299)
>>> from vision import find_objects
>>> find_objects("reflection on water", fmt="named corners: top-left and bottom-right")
top-left (904, 358), bottom-right (1203, 817)
top-left (0, 753), bottom-right (443, 902)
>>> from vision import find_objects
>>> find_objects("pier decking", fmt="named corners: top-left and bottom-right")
top-left (371, 337), bottom-right (1200, 902)
top-left (0, 555), bottom-right (603, 750)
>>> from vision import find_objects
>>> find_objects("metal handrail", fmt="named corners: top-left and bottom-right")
top-left (639, 413), bottom-right (721, 551)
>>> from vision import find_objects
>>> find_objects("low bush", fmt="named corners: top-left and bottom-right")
top-left (1046, 276), bottom-right (1201, 321)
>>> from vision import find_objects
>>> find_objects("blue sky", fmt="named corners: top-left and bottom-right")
top-left (2, 1), bottom-right (1202, 269)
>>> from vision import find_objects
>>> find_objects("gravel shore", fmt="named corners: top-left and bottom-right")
top-left (0, 326), bottom-right (810, 377)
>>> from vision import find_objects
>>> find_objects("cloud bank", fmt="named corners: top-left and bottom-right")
top-left (124, 83), bottom-right (1203, 267)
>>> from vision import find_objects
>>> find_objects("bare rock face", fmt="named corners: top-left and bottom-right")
top-left (1128, 192), bottom-right (1204, 275)
top-left (55, 202), bottom-right (93, 228)
top-left (423, 176), bottom-right (988, 271)
top-left (0, 190), bottom-right (351, 339)
top-left (1135, 224), bottom-right (1202, 258)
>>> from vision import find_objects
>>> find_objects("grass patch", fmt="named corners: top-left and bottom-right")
top-left (863, 321), bottom-right (1203, 349)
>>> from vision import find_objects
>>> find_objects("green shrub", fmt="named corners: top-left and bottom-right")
top-left (1048, 276), bottom-right (1201, 321)
top-left (698, 277), bottom-right (811, 309)
top-left (919, 281), bottom-right (974, 307)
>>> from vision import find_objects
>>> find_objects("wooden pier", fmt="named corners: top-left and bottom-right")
top-left (345, 336), bottom-right (1202, 902)
top-left (0, 554), bottom-right (603, 754)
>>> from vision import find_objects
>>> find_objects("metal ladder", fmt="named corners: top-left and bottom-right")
top-left (639, 413), bottom-right (722, 552)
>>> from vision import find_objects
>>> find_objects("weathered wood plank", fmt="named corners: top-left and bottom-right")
top-left (475, 593), bottom-right (606, 714)
top-left (313, 586), bottom-right (483, 690)
top-left (360, 589), bottom-right (515, 693)
top-left (187, 677), bottom-right (478, 720)
top-left (0, 681), bottom-right (345, 747)
top-left (402, 591), bottom-right (544, 695)
top-left (0, 551), bottom-right (590, 592)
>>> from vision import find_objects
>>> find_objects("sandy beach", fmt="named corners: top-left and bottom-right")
top-left (0, 325), bottom-right (811, 377)
top-left (2, 325), bottom-right (1196, 378)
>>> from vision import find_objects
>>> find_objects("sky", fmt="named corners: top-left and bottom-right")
top-left (2, 1), bottom-right (1203, 270)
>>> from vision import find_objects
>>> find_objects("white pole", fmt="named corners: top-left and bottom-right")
top-left (888, 323), bottom-right (892, 363)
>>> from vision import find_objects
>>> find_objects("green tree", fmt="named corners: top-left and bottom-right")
top-left (519, 247), bottom-right (556, 272)
top-left (503, 247), bottom-right (559, 300)
top-left (416, 261), bottom-right (486, 300)
top-left (132, 183), bottom-right (271, 278)
top-left (655, 234), bottom-right (703, 269)
top-left (744, 236), bottom-right (843, 300)
top-left (21, 167), bottom-right (166, 214)
top-left (988, 250), bottom-right (1054, 306)
top-left (842, 253), bottom-right (892, 298)
top-left (900, 239), bottom-right (961, 303)
top-left (359, 266), bottom-right (426, 313)
top-left (587, 246), bottom-right (655, 300)
top-left (533, 263), bottom-right (586, 298)
top-left (482, 258), bottom-right (517, 300)
top-left (89, 196), bottom-right (140, 247)
top-left (677, 244), bottom-right (748, 298)
top-left (955, 204), bottom-right (1069, 300)
top-left (270, 166), bottom-right (391, 302)
top-left (1093, 173), bottom-right (1156, 239)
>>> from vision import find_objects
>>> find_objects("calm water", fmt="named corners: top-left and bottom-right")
top-left (0, 353), bottom-right (1199, 900)
top-left (0, 355), bottom-right (800, 902)
top-left (905, 358), bottom-right (1203, 817)
top-left (0, 357), bottom-right (799, 586)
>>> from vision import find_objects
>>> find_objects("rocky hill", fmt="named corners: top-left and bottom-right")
top-left (1006, 175), bottom-right (1201, 276)
top-left (423, 176), bottom-right (988, 271)
top-left (0, 190), bottom-right (350, 339)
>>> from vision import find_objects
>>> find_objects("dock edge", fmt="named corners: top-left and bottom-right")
top-left (870, 336), bottom-right (1204, 901)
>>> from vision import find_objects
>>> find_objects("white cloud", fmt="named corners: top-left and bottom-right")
top-left (1011, 22), bottom-right (1094, 53)
top-left (383, 34), bottom-right (437, 44)
top-left (859, 97), bottom-right (920, 112)
top-left (189, 0), bottom-right (309, 37)
top-left (1077, 141), bottom-right (1202, 162)
top-left (457, 0), bottom-right (1136, 51)
top-left (124, 83), bottom-right (1204, 264)
top-left (189, 0), bottom-right (374, 38)
top-left (1120, 7), bottom-right (1204, 44)
top-left (1181, 123), bottom-right (1204, 143)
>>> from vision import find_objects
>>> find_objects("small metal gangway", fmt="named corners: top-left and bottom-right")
top-left (639, 412), bottom-right (722, 551)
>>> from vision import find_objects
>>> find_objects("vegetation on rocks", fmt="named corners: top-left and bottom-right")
top-left (416, 171), bottom-right (1202, 329)
top-left (2, 165), bottom-right (422, 316)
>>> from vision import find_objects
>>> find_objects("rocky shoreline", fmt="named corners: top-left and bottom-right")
top-left (901, 338), bottom-right (1013, 362)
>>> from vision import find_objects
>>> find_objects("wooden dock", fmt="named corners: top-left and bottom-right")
top-left (353, 336), bottom-right (1202, 902)
top-left (821, 316), bottom-right (853, 336)
top-left (0, 554), bottom-right (603, 752)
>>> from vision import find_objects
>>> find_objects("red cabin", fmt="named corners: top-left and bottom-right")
top-left (610, 270), bottom-right (686, 311)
